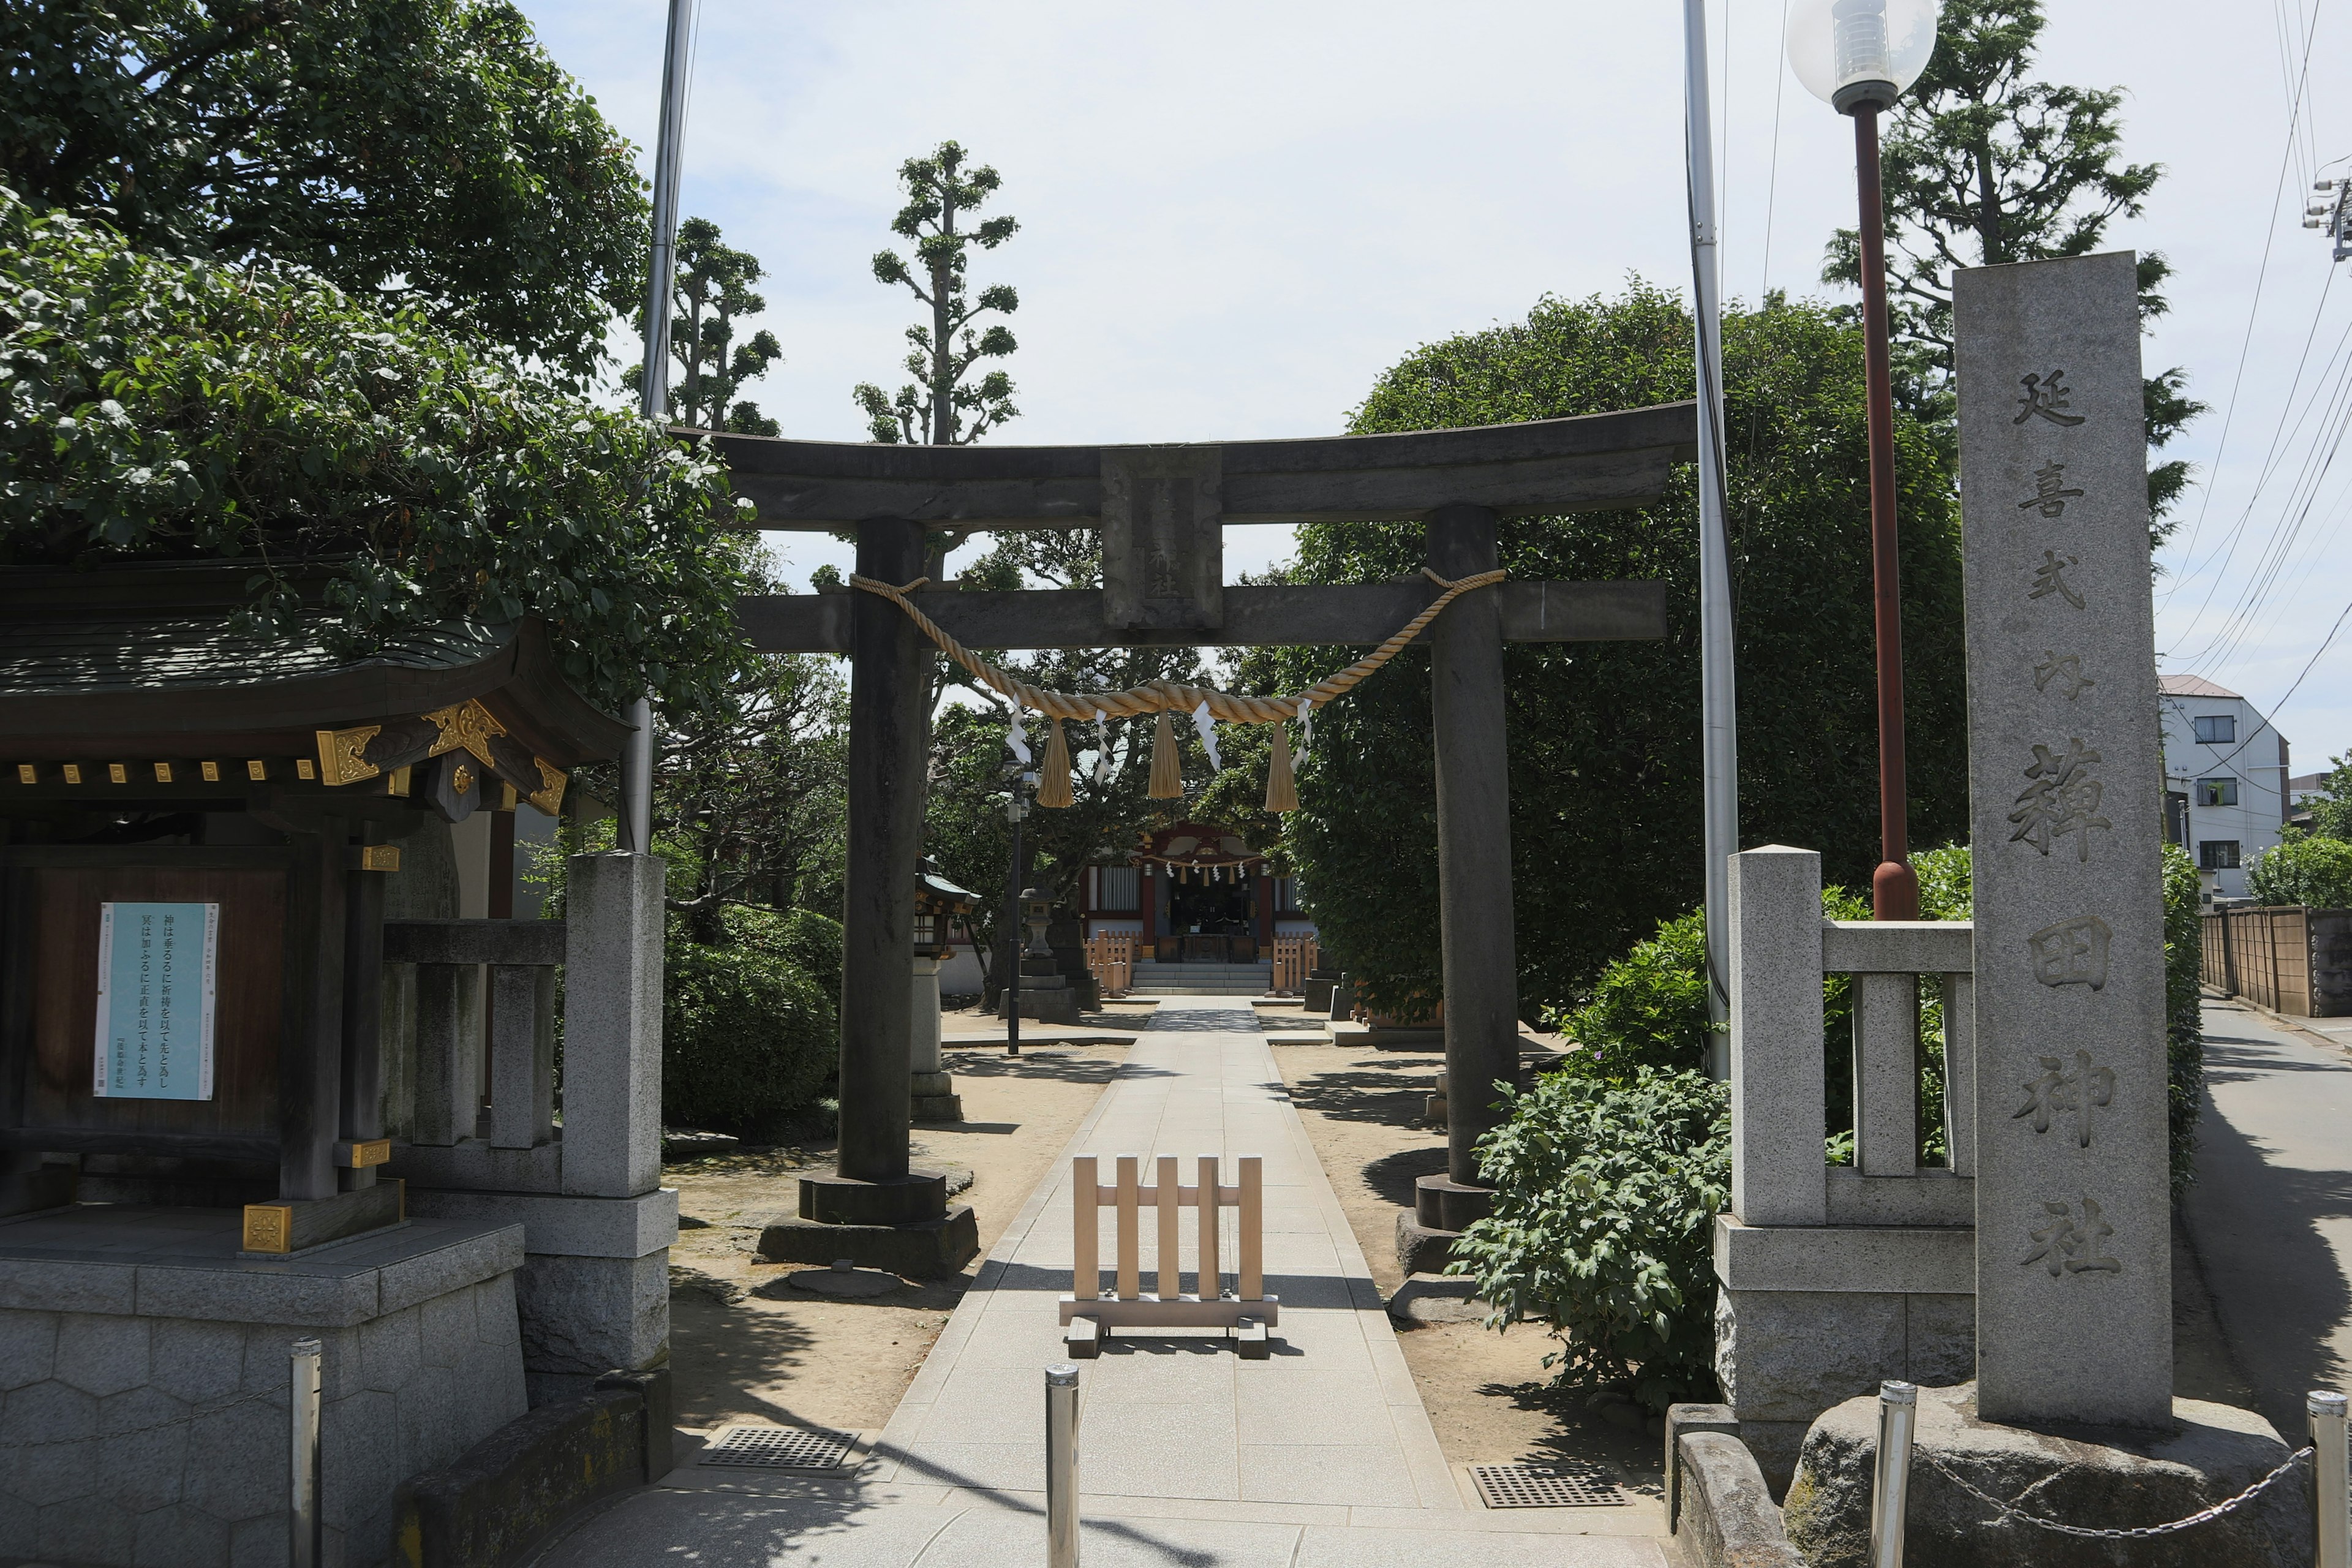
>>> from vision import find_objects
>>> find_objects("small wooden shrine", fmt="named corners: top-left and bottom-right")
top-left (0, 562), bottom-right (626, 1251)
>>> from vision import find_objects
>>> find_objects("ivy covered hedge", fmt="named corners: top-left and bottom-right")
top-left (0, 188), bottom-right (752, 714)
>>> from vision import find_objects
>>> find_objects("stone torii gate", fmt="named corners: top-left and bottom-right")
top-left (712, 404), bottom-right (1695, 1273)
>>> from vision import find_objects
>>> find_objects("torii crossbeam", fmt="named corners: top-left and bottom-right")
top-left (712, 402), bottom-right (1697, 1270)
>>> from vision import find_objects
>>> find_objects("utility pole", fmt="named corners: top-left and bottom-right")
top-left (620, 0), bottom-right (696, 854)
top-left (1003, 771), bottom-right (1033, 1056)
top-left (2306, 176), bottom-right (2352, 259)
top-left (1684, 0), bottom-right (1741, 1063)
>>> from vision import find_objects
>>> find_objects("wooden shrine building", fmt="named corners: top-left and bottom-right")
top-left (0, 562), bottom-right (622, 1246)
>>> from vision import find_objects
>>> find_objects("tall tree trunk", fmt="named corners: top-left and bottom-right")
top-left (931, 189), bottom-right (957, 445)
top-left (680, 282), bottom-right (707, 426)
top-left (1972, 135), bottom-right (2005, 266)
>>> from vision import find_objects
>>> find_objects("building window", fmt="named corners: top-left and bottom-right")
top-left (1273, 876), bottom-right (1303, 913)
top-left (1098, 866), bottom-right (1139, 912)
top-left (2199, 840), bottom-right (2241, 871)
top-left (2196, 777), bottom-right (2239, 808)
top-left (2193, 715), bottom-right (2236, 745)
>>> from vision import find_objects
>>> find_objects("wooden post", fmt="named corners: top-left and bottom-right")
top-left (1197, 1154), bottom-right (1221, 1298)
top-left (837, 516), bottom-right (929, 1191)
top-left (1427, 503), bottom-right (1518, 1194)
top-left (1156, 1154), bottom-right (1180, 1299)
top-left (1115, 1155), bottom-right (1140, 1299)
top-left (277, 820), bottom-right (347, 1202)
top-left (1238, 1156), bottom-right (1264, 1301)
top-left (1072, 1155), bottom-right (1099, 1300)
top-left (338, 822), bottom-right (386, 1189)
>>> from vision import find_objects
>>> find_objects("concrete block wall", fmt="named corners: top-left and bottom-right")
top-left (0, 1238), bottom-right (524, 1568)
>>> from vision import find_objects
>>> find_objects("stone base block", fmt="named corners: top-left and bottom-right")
top-left (1785, 1382), bottom-right (2308, 1567)
top-left (1395, 1212), bottom-right (1463, 1276)
top-left (1675, 1428), bottom-right (1804, 1568)
top-left (1385, 1273), bottom-right (1487, 1327)
top-left (514, 1251), bottom-right (668, 1406)
top-left (799, 1168), bottom-right (948, 1226)
top-left (912, 1093), bottom-right (965, 1121)
top-left (1414, 1172), bottom-right (1492, 1231)
top-left (0, 1162), bottom-right (74, 1220)
top-left (757, 1205), bottom-right (978, 1278)
top-left (1716, 1286), bottom-right (1974, 1433)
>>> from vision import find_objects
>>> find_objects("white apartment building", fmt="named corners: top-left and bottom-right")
top-left (2158, 674), bottom-right (2291, 899)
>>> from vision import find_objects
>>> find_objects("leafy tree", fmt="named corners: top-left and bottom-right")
top-left (2247, 835), bottom-right (2352, 910)
top-left (2, 0), bottom-right (647, 387)
top-left (2307, 753), bottom-right (2352, 842)
top-left (853, 140), bottom-right (1019, 444)
top-left (0, 190), bottom-right (750, 714)
top-left (1238, 284), bottom-right (1968, 1020)
top-left (654, 568), bottom-right (851, 943)
top-left (1822, 0), bottom-right (2200, 525)
top-left (624, 216), bottom-right (782, 435)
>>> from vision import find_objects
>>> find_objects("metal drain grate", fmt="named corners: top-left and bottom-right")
top-left (698, 1425), bottom-right (861, 1470)
top-left (1469, 1463), bottom-right (1626, 1509)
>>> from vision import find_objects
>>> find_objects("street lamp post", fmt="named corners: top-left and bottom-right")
top-left (1787, 0), bottom-right (1942, 921)
top-left (1002, 771), bottom-right (1035, 1055)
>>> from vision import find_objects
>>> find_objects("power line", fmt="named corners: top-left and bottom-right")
top-left (2158, 0), bottom-right (2326, 598)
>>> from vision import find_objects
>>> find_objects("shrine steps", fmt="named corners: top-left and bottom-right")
top-left (1129, 961), bottom-right (1275, 996)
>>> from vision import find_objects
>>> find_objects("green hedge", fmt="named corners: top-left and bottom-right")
top-left (2247, 835), bottom-right (2352, 910)
top-left (661, 907), bottom-right (840, 1140)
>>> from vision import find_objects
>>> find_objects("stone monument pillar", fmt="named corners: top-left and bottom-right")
top-left (910, 954), bottom-right (963, 1121)
top-left (1955, 251), bottom-right (2171, 1427)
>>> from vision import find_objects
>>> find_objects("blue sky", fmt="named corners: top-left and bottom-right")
top-left (517, 0), bottom-right (2352, 776)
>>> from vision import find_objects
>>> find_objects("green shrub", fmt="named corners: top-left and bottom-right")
top-left (1548, 910), bottom-right (1714, 1077)
top-left (2247, 835), bottom-right (2352, 911)
top-left (2162, 843), bottom-right (2205, 1199)
top-left (1453, 1067), bottom-right (1730, 1413)
top-left (662, 934), bottom-right (834, 1140)
top-left (722, 905), bottom-right (845, 1005)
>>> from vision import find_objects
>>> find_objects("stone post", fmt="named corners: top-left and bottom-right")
top-left (910, 954), bottom-right (962, 1121)
top-left (1727, 847), bottom-right (1826, 1229)
top-left (1956, 251), bottom-right (2171, 1427)
top-left (1419, 502), bottom-right (1516, 1231)
top-left (560, 851), bottom-right (664, 1200)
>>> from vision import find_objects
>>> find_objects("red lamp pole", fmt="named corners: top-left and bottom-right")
top-left (1853, 102), bottom-right (1919, 922)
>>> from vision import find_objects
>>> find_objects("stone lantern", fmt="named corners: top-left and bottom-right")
top-left (912, 862), bottom-right (976, 1121)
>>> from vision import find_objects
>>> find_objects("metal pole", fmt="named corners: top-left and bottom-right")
top-left (1852, 104), bottom-right (1917, 922)
top-left (2313, 1390), bottom-right (2349, 1568)
top-left (289, 1337), bottom-right (323, 1568)
top-left (1683, 0), bottom-right (1741, 1063)
top-left (620, 0), bottom-right (697, 856)
top-left (1046, 1362), bottom-right (1081, 1568)
top-left (1868, 1380), bottom-right (1917, 1568)
top-left (1005, 777), bottom-right (1028, 1057)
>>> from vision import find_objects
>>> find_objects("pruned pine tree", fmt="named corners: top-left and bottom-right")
top-left (624, 216), bottom-right (783, 435)
top-left (1821, 0), bottom-right (2201, 526)
top-left (853, 141), bottom-right (1019, 445)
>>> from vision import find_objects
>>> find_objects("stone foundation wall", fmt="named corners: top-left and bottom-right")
top-left (0, 1221), bottom-right (527, 1568)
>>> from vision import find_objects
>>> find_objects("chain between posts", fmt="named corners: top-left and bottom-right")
top-left (1920, 1447), bottom-right (2314, 1540)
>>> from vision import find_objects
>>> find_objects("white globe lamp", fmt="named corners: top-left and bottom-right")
top-left (1786, 0), bottom-right (1942, 115)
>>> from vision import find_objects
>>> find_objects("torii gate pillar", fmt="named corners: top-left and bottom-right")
top-left (1422, 504), bottom-right (1517, 1231)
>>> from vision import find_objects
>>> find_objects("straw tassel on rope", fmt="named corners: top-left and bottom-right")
top-left (1148, 713), bottom-right (1183, 799)
top-left (1264, 722), bottom-right (1298, 813)
top-left (1036, 718), bottom-right (1075, 809)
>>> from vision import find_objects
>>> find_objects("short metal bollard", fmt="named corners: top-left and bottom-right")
top-left (290, 1338), bottom-right (323, 1568)
top-left (2313, 1390), bottom-right (2349, 1568)
top-left (1047, 1363), bottom-right (1082, 1568)
top-left (1869, 1380), bottom-right (1918, 1568)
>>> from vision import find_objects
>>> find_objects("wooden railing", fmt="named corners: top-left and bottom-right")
top-left (1084, 932), bottom-right (1135, 997)
top-left (1270, 935), bottom-right (1319, 995)
top-left (1060, 1153), bottom-right (1275, 1358)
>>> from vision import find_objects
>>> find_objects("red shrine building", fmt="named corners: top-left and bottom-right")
top-left (1076, 821), bottom-right (1315, 965)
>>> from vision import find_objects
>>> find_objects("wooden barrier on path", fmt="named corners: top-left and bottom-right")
top-left (1060, 1153), bottom-right (1276, 1359)
top-left (1270, 935), bottom-right (1319, 996)
top-left (1084, 932), bottom-right (1135, 997)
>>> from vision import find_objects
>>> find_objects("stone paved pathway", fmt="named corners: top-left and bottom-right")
top-left (533, 1001), bottom-right (1664, 1567)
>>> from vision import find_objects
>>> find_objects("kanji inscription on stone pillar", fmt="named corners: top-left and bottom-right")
top-left (1956, 251), bottom-right (2171, 1427)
